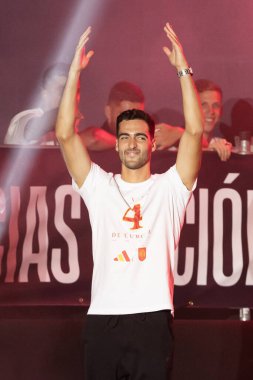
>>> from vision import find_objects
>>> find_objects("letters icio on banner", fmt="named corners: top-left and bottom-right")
top-left (0, 147), bottom-right (252, 307)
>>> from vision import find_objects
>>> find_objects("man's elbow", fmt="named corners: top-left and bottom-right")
top-left (194, 128), bottom-right (203, 139)
top-left (55, 123), bottom-right (75, 144)
top-left (185, 127), bottom-right (203, 140)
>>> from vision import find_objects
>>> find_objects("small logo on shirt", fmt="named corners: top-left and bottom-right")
top-left (113, 250), bottom-right (131, 262)
top-left (113, 248), bottom-right (146, 262)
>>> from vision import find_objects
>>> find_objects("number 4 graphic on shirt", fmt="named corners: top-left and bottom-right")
top-left (123, 204), bottom-right (143, 230)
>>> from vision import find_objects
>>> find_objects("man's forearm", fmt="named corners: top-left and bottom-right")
top-left (79, 127), bottom-right (116, 151)
top-left (179, 74), bottom-right (203, 137)
top-left (55, 69), bottom-right (80, 142)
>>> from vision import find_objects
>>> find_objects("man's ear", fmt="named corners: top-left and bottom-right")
top-left (115, 139), bottom-right (119, 151)
top-left (152, 138), bottom-right (156, 152)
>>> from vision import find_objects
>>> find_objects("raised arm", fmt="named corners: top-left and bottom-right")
top-left (55, 27), bottom-right (94, 188)
top-left (163, 23), bottom-right (203, 190)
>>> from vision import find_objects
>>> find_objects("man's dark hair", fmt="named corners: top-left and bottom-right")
top-left (195, 79), bottom-right (223, 98)
top-left (42, 63), bottom-right (69, 89)
top-left (107, 81), bottom-right (145, 105)
top-left (116, 109), bottom-right (155, 138)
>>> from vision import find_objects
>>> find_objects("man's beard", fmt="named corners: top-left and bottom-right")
top-left (120, 148), bottom-right (150, 170)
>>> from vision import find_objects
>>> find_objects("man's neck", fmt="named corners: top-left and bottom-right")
top-left (121, 166), bottom-right (151, 183)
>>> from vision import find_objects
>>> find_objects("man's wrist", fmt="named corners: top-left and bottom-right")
top-left (177, 67), bottom-right (193, 78)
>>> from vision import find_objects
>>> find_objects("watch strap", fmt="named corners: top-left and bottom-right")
top-left (177, 67), bottom-right (193, 78)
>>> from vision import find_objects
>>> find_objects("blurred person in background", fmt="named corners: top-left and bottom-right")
top-left (79, 80), bottom-right (181, 150)
top-left (155, 79), bottom-right (232, 161)
top-left (4, 63), bottom-right (69, 146)
top-left (79, 78), bottom-right (232, 161)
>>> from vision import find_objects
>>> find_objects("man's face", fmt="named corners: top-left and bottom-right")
top-left (105, 100), bottom-right (144, 135)
top-left (199, 90), bottom-right (222, 134)
top-left (116, 119), bottom-right (155, 170)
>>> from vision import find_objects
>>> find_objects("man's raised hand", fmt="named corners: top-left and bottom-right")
top-left (70, 26), bottom-right (94, 73)
top-left (163, 23), bottom-right (188, 70)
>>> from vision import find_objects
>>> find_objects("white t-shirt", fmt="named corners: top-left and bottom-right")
top-left (73, 163), bottom-right (195, 315)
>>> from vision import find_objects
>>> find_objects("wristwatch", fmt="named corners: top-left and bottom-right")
top-left (177, 67), bottom-right (193, 78)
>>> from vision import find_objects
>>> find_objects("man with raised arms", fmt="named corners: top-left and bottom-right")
top-left (56, 23), bottom-right (203, 380)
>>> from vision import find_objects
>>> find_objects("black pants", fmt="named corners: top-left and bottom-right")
top-left (82, 310), bottom-right (174, 379)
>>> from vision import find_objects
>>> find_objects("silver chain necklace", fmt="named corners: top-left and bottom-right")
top-left (113, 175), bottom-right (133, 210)
top-left (113, 175), bottom-right (153, 211)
